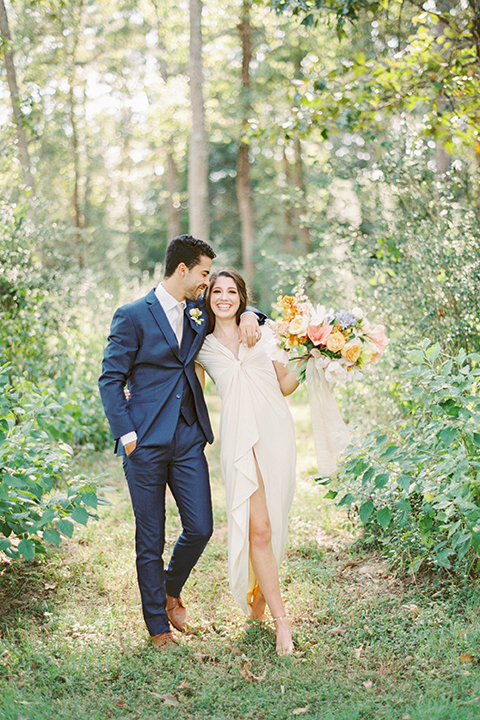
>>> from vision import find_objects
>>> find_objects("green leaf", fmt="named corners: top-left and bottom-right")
top-left (18, 538), bottom-right (35, 561)
top-left (434, 548), bottom-right (454, 567)
top-left (396, 499), bottom-right (411, 526)
top-left (71, 507), bottom-right (89, 525)
top-left (43, 528), bottom-right (61, 546)
top-left (472, 433), bottom-right (480, 448)
top-left (57, 519), bottom-right (74, 537)
top-left (324, 490), bottom-right (338, 500)
top-left (407, 351), bottom-right (425, 364)
top-left (426, 344), bottom-right (441, 362)
top-left (375, 473), bottom-right (390, 489)
top-left (438, 428), bottom-right (457, 447)
top-left (81, 492), bottom-right (98, 509)
top-left (361, 467), bottom-right (375, 485)
top-left (397, 474), bottom-right (412, 492)
top-left (315, 477), bottom-right (332, 485)
top-left (338, 493), bottom-right (354, 507)
top-left (377, 507), bottom-right (393, 530)
top-left (381, 444), bottom-right (399, 459)
top-left (39, 508), bottom-right (56, 528)
top-left (359, 500), bottom-right (374, 524)
top-left (0, 538), bottom-right (11, 552)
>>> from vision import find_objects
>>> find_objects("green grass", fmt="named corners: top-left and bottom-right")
top-left (1, 393), bottom-right (479, 719)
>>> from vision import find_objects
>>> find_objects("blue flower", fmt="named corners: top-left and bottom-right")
top-left (335, 309), bottom-right (357, 329)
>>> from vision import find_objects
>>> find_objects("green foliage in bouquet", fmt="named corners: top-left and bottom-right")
top-left (320, 342), bottom-right (480, 575)
top-left (0, 367), bottom-right (108, 561)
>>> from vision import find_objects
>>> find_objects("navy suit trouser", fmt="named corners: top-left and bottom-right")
top-left (122, 417), bottom-right (213, 636)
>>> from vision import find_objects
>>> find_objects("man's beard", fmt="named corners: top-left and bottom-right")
top-left (184, 281), bottom-right (206, 302)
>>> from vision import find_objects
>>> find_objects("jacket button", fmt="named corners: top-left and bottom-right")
top-left (176, 394), bottom-right (181, 399)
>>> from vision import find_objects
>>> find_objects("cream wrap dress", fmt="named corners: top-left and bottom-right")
top-left (196, 325), bottom-right (296, 614)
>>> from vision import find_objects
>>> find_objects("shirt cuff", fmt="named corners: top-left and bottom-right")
top-left (121, 431), bottom-right (137, 446)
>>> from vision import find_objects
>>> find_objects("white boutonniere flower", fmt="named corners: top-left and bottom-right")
top-left (189, 308), bottom-right (204, 326)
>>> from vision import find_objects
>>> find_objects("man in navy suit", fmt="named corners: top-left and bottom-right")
top-left (99, 235), bottom-right (261, 648)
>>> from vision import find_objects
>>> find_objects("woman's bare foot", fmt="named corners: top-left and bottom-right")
top-left (248, 584), bottom-right (266, 621)
top-left (273, 616), bottom-right (294, 656)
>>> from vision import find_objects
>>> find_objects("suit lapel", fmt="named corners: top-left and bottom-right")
top-left (183, 300), bottom-right (207, 363)
top-left (146, 289), bottom-right (181, 359)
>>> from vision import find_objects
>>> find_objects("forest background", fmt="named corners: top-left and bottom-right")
top-left (1, 0), bottom-right (480, 622)
top-left (1, 1), bottom-right (480, 718)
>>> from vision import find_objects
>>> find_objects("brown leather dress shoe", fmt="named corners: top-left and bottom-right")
top-left (166, 594), bottom-right (188, 632)
top-left (150, 631), bottom-right (177, 648)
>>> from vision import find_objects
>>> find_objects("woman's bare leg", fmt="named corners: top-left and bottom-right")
top-left (249, 456), bottom-right (293, 655)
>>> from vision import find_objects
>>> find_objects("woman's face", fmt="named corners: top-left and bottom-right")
top-left (209, 275), bottom-right (241, 321)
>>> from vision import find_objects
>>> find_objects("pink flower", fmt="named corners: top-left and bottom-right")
top-left (367, 324), bottom-right (389, 353)
top-left (307, 321), bottom-right (333, 346)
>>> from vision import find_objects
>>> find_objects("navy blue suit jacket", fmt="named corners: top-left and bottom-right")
top-left (99, 289), bottom-right (213, 452)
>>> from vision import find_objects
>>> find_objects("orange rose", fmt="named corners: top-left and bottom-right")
top-left (326, 332), bottom-right (346, 353)
top-left (341, 338), bottom-right (362, 364)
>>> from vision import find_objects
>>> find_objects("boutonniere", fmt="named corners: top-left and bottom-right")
top-left (189, 308), bottom-right (204, 326)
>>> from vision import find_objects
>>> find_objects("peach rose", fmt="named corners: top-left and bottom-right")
top-left (367, 324), bottom-right (389, 352)
top-left (341, 338), bottom-right (362, 364)
top-left (326, 332), bottom-right (346, 353)
top-left (307, 321), bottom-right (333, 346)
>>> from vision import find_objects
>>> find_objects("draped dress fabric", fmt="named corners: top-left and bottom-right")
top-left (196, 326), bottom-right (296, 614)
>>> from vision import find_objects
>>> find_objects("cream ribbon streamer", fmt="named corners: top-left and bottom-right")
top-left (306, 357), bottom-right (351, 476)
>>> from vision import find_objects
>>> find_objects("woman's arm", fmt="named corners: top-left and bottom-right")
top-left (195, 362), bottom-right (206, 391)
top-left (273, 361), bottom-right (299, 396)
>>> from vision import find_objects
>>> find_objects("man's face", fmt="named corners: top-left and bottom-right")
top-left (182, 255), bottom-right (212, 301)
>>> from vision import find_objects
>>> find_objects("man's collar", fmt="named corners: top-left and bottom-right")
top-left (155, 282), bottom-right (184, 310)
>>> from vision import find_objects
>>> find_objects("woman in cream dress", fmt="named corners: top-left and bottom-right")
top-left (195, 269), bottom-right (298, 655)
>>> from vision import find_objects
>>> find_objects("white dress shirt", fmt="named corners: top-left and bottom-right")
top-left (121, 283), bottom-right (186, 447)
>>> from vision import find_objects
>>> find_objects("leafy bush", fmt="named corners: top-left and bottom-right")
top-left (349, 161), bottom-right (480, 354)
top-left (0, 367), bottom-right (107, 561)
top-left (322, 342), bottom-right (480, 575)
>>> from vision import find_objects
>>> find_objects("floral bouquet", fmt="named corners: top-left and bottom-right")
top-left (269, 293), bottom-right (389, 385)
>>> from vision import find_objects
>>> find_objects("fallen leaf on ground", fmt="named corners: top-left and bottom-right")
top-left (292, 706), bottom-right (310, 715)
top-left (459, 654), bottom-right (474, 663)
top-left (354, 645), bottom-right (363, 660)
top-left (458, 696), bottom-right (480, 706)
top-left (44, 583), bottom-right (57, 590)
top-left (327, 625), bottom-right (345, 636)
top-left (402, 603), bottom-right (423, 618)
top-left (363, 680), bottom-right (373, 690)
top-left (292, 657), bottom-right (307, 665)
top-left (239, 662), bottom-right (267, 682)
top-left (150, 692), bottom-right (180, 707)
top-left (340, 560), bottom-right (363, 572)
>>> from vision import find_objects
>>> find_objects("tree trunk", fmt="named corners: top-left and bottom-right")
top-left (282, 146), bottom-right (295, 253)
top-left (150, 0), bottom-right (184, 242)
top-left (236, 0), bottom-right (255, 284)
top-left (293, 136), bottom-right (311, 253)
top-left (68, 76), bottom-right (83, 268)
top-left (188, 0), bottom-right (209, 241)
top-left (0, 0), bottom-right (34, 190)
top-left (166, 150), bottom-right (182, 239)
